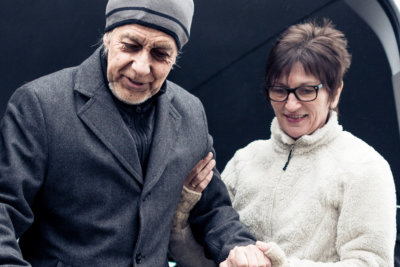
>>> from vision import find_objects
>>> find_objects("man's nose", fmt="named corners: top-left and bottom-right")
top-left (285, 92), bottom-right (301, 111)
top-left (132, 51), bottom-right (151, 75)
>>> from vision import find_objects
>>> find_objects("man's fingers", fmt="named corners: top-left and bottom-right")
top-left (252, 244), bottom-right (268, 265)
top-left (243, 246), bottom-right (257, 266)
top-left (244, 245), bottom-right (270, 267)
top-left (224, 245), bottom-right (271, 267)
top-left (227, 246), bottom-right (243, 267)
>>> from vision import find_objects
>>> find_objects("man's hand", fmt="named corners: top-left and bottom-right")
top-left (219, 243), bottom-right (271, 267)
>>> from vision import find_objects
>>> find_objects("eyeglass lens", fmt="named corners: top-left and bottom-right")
top-left (269, 85), bottom-right (319, 102)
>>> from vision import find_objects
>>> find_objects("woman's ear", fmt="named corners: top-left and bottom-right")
top-left (330, 81), bottom-right (344, 109)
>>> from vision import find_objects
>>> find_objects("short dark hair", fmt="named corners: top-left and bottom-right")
top-left (264, 19), bottom-right (351, 102)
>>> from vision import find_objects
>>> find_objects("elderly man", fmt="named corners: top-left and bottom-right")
top-left (0, 0), bottom-right (270, 266)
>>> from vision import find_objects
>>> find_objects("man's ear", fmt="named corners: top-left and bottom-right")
top-left (103, 32), bottom-right (111, 48)
top-left (330, 81), bottom-right (343, 109)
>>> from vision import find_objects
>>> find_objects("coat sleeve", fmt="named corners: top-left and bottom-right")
top-left (186, 101), bottom-right (256, 264)
top-left (0, 86), bottom-right (48, 265)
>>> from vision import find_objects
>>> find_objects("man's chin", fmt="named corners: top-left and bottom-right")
top-left (109, 83), bottom-right (152, 105)
top-left (116, 94), bottom-right (151, 105)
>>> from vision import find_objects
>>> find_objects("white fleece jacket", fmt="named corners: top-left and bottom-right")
top-left (170, 112), bottom-right (397, 266)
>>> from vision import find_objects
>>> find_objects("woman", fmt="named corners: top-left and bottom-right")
top-left (169, 19), bottom-right (397, 266)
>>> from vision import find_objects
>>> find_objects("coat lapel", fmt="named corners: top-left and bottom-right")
top-left (144, 86), bottom-right (181, 192)
top-left (74, 48), bottom-right (143, 184)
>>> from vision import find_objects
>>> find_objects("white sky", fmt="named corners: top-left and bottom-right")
top-left (395, 0), bottom-right (400, 9)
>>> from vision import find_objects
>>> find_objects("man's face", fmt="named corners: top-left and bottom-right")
top-left (103, 24), bottom-right (178, 104)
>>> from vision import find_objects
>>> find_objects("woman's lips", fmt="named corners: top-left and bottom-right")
top-left (285, 114), bottom-right (307, 123)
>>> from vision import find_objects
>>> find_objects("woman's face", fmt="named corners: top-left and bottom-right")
top-left (271, 63), bottom-right (342, 139)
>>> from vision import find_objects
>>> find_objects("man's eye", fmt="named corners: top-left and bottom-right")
top-left (151, 50), bottom-right (169, 61)
top-left (122, 43), bottom-right (140, 51)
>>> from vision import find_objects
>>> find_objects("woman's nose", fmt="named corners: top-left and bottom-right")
top-left (285, 92), bottom-right (301, 111)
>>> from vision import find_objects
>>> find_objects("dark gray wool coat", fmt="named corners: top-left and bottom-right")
top-left (0, 48), bottom-right (255, 266)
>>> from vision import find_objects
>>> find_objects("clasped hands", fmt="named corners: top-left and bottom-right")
top-left (185, 153), bottom-right (273, 267)
top-left (220, 241), bottom-right (272, 267)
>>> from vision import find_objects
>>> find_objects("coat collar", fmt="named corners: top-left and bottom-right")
top-left (143, 88), bottom-right (182, 192)
top-left (74, 48), bottom-right (181, 188)
top-left (74, 47), bottom-right (107, 98)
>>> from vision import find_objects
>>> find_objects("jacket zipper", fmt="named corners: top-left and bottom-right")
top-left (283, 145), bottom-right (294, 171)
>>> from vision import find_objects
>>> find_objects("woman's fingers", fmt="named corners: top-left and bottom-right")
top-left (189, 152), bottom-right (213, 178)
top-left (194, 167), bottom-right (214, 192)
top-left (184, 152), bottom-right (215, 192)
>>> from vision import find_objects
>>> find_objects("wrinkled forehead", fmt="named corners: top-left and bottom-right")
top-left (116, 24), bottom-right (178, 50)
top-left (104, 24), bottom-right (178, 56)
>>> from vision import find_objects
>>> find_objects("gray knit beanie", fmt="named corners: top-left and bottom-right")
top-left (105, 0), bottom-right (194, 50)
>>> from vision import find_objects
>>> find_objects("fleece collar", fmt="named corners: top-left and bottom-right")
top-left (270, 111), bottom-right (343, 154)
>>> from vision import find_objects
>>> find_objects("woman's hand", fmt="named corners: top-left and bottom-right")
top-left (172, 152), bottom-right (216, 229)
top-left (184, 152), bottom-right (216, 193)
top-left (219, 243), bottom-right (272, 267)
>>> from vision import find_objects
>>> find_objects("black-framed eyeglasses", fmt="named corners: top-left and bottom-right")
top-left (268, 83), bottom-right (323, 102)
